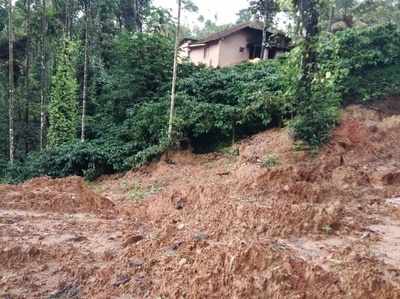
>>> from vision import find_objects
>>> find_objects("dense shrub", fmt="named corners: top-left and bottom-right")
top-left (3, 24), bottom-right (400, 182)
top-left (3, 141), bottom-right (132, 183)
top-left (290, 23), bottom-right (400, 146)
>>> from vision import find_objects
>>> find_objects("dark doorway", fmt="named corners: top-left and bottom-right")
top-left (248, 44), bottom-right (262, 59)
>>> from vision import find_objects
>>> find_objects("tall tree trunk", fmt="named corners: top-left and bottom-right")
top-left (40, 0), bottom-right (47, 151)
top-left (8, 0), bottom-right (15, 164)
top-left (25, 0), bottom-right (32, 154)
top-left (65, 0), bottom-right (71, 37)
top-left (294, 12), bottom-right (301, 39)
top-left (261, 0), bottom-right (274, 60)
top-left (298, 0), bottom-right (319, 104)
top-left (168, 0), bottom-right (181, 141)
top-left (261, 12), bottom-right (268, 59)
top-left (133, 0), bottom-right (138, 31)
top-left (327, 5), bottom-right (335, 32)
top-left (81, 1), bottom-right (90, 142)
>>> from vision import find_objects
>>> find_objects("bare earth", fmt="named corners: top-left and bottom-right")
top-left (2, 98), bottom-right (400, 298)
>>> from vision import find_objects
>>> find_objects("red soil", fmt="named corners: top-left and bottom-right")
top-left (2, 99), bottom-right (400, 298)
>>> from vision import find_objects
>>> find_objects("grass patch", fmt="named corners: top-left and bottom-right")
top-left (261, 154), bottom-right (280, 168)
top-left (125, 181), bottom-right (163, 202)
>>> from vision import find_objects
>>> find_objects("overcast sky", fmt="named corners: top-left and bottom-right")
top-left (153, 0), bottom-right (249, 26)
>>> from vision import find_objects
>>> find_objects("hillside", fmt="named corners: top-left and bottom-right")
top-left (1, 98), bottom-right (400, 298)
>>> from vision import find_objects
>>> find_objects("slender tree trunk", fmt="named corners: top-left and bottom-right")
top-left (294, 12), bottom-right (301, 38)
top-left (65, 0), bottom-right (70, 37)
top-left (25, 0), bottom-right (32, 154)
top-left (298, 0), bottom-right (319, 104)
top-left (40, 0), bottom-right (47, 151)
top-left (133, 0), bottom-right (138, 32)
top-left (168, 0), bottom-right (181, 141)
top-left (261, 0), bottom-right (274, 60)
top-left (8, 0), bottom-right (15, 164)
top-left (261, 13), bottom-right (268, 59)
top-left (327, 5), bottom-right (335, 32)
top-left (81, 2), bottom-right (90, 142)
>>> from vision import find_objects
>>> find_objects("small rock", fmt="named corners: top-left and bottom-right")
top-left (177, 223), bottom-right (185, 230)
top-left (48, 284), bottom-right (80, 299)
top-left (387, 197), bottom-right (400, 206)
top-left (123, 235), bottom-right (144, 247)
top-left (216, 171), bottom-right (230, 176)
top-left (128, 259), bottom-right (145, 268)
top-left (179, 258), bottom-right (187, 266)
top-left (171, 240), bottom-right (184, 250)
top-left (112, 275), bottom-right (131, 287)
top-left (193, 232), bottom-right (208, 241)
top-left (67, 235), bottom-right (87, 243)
top-left (165, 249), bottom-right (177, 257)
top-left (175, 199), bottom-right (185, 210)
top-left (256, 224), bottom-right (267, 234)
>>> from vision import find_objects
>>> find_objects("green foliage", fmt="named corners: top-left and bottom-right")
top-left (349, 64), bottom-right (400, 101)
top-left (177, 60), bottom-right (288, 142)
top-left (96, 32), bottom-right (174, 123)
top-left (290, 23), bottom-right (400, 146)
top-left (261, 154), bottom-right (280, 168)
top-left (4, 24), bottom-right (400, 183)
top-left (4, 140), bottom-right (134, 183)
top-left (47, 40), bottom-right (79, 148)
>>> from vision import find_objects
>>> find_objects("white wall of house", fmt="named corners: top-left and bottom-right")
top-left (218, 31), bottom-right (251, 67)
top-left (189, 40), bottom-right (221, 67)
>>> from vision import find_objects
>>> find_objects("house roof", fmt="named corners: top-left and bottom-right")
top-left (189, 22), bottom-right (264, 47)
top-left (179, 37), bottom-right (198, 46)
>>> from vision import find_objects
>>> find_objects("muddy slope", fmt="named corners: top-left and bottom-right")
top-left (2, 99), bottom-right (400, 298)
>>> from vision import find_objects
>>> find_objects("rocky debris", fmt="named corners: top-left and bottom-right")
top-left (2, 100), bottom-right (400, 298)
top-left (67, 235), bottom-right (88, 243)
top-left (122, 235), bottom-right (145, 247)
top-left (0, 176), bottom-right (115, 215)
top-left (175, 198), bottom-right (185, 210)
top-left (128, 258), bottom-right (145, 268)
top-left (193, 232), bottom-right (208, 241)
top-left (112, 275), bottom-right (131, 288)
top-left (48, 283), bottom-right (80, 299)
top-left (387, 197), bottom-right (400, 206)
top-left (382, 172), bottom-right (400, 185)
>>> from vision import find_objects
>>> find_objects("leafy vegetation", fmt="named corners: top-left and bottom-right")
top-left (261, 154), bottom-right (280, 168)
top-left (1, 0), bottom-right (400, 183)
top-left (47, 40), bottom-right (79, 148)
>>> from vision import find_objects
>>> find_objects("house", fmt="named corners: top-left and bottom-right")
top-left (181, 22), bottom-right (290, 68)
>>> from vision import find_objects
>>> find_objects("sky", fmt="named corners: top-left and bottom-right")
top-left (153, 0), bottom-right (250, 26)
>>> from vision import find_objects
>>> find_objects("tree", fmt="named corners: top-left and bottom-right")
top-left (249, 0), bottom-right (279, 59)
top-left (297, 0), bottom-right (319, 95)
top-left (40, 0), bottom-right (48, 151)
top-left (47, 40), bottom-right (78, 147)
top-left (168, 0), bottom-right (181, 140)
top-left (353, 0), bottom-right (400, 26)
top-left (24, 0), bottom-right (32, 154)
top-left (236, 8), bottom-right (254, 24)
top-left (81, 0), bottom-right (90, 142)
top-left (8, 0), bottom-right (14, 164)
top-left (120, 0), bottom-right (151, 32)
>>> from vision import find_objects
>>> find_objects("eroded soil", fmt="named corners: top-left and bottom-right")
top-left (2, 99), bottom-right (400, 298)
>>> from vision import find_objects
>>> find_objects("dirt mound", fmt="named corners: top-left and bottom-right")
top-left (85, 99), bottom-right (400, 297)
top-left (3, 99), bottom-right (400, 298)
top-left (0, 176), bottom-right (115, 215)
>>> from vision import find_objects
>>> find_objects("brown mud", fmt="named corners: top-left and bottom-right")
top-left (2, 98), bottom-right (400, 298)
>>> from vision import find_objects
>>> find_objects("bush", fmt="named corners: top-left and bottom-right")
top-left (4, 141), bottom-right (135, 183)
top-left (4, 24), bottom-right (400, 182)
top-left (291, 24), bottom-right (400, 146)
